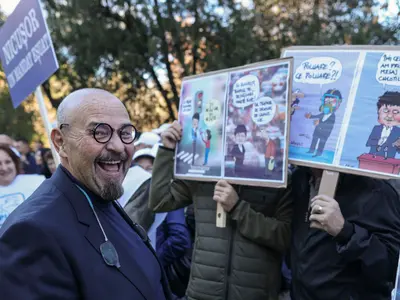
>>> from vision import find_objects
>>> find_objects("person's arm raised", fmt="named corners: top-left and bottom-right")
top-left (149, 121), bottom-right (194, 212)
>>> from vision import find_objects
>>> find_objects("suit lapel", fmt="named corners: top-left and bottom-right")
top-left (50, 167), bottom-right (153, 299)
top-left (113, 203), bottom-right (173, 300)
top-left (102, 220), bottom-right (153, 299)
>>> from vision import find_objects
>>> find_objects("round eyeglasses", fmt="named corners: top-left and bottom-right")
top-left (92, 123), bottom-right (137, 144)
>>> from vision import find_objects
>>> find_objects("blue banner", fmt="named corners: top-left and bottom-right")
top-left (0, 0), bottom-right (59, 108)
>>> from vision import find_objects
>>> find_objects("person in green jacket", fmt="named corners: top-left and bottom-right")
top-left (149, 121), bottom-right (293, 300)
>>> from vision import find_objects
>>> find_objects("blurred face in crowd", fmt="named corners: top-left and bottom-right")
top-left (0, 149), bottom-right (17, 186)
top-left (16, 141), bottom-right (30, 155)
top-left (46, 158), bottom-right (56, 174)
top-left (52, 89), bottom-right (135, 201)
top-left (0, 135), bottom-right (13, 146)
top-left (33, 141), bottom-right (43, 152)
top-left (35, 151), bottom-right (43, 166)
top-left (134, 156), bottom-right (154, 173)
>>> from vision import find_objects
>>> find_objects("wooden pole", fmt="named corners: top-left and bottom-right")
top-left (318, 169), bottom-right (339, 197)
top-left (216, 202), bottom-right (227, 228)
top-left (35, 86), bottom-right (60, 166)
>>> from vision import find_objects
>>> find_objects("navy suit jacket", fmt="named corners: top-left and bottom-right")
top-left (0, 167), bottom-right (172, 300)
top-left (310, 112), bottom-right (336, 139)
top-left (366, 125), bottom-right (400, 158)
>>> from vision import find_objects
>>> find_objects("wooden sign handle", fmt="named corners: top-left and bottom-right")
top-left (318, 170), bottom-right (340, 197)
top-left (216, 202), bottom-right (227, 228)
top-left (309, 170), bottom-right (340, 226)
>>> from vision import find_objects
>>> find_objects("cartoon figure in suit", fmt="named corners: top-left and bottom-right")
top-left (230, 124), bottom-right (247, 176)
top-left (366, 91), bottom-right (400, 159)
top-left (305, 89), bottom-right (343, 157)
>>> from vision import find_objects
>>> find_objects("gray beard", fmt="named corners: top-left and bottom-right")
top-left (99, 181), bottom-right (124, 202)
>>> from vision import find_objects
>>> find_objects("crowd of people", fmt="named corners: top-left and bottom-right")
top-left (0, 88), bottom-right (399, 300)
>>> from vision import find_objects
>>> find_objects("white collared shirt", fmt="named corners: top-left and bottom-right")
top-left (322, 113), bottom-right (332, 122)
top-left (378, 126), bottom-right (392, 146)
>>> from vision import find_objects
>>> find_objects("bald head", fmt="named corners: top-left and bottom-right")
top-left (57, 88), bottom-right (127, 127)
top-left (0, 134), bottom-right (13, 146)
top-left (52, 88), bottom-right (135, 202)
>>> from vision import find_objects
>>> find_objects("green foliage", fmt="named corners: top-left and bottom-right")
top-left (1, 0), bottom-right (398, 131)
top-left (0, 87), bottom-right (35, 141)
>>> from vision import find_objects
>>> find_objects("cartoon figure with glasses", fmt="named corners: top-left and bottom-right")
top-left (366, 91), bottom-right (400, 159)
top-left (305, 89), bottom-right (342, 157)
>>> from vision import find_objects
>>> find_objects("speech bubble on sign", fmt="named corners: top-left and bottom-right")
top-left (251, 97), bottom-right (276, 125)
top-left (294, 57), bottom-right (342, 85)
top-left (204, 99), bottom-right (221, 126)
top-left (232, 75), bottom-right (260, 108)
top-left (181, 97), bottom-right (193, 115)
top-left (376, 52), bottom-right (400, 87)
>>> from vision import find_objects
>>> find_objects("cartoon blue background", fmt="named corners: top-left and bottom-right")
top-left (285, 50), bottom-right (360, 164)
top-left (340, 52), bottom-right (400, 168)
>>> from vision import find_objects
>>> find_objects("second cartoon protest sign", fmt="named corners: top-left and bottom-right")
top-left (283, 46), bottom-right (400, 179)
top-left (175, 58), bottom-right (293, 187)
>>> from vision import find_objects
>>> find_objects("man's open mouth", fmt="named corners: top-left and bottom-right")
top-left (97, 160), bottom-right (122, 173)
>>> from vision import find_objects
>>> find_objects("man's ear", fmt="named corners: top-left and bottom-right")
top-left (51, 128), bottom-right (67, 159)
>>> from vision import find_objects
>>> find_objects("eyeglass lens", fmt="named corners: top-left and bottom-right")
top-left (94, 124), bottom-right (136, 144)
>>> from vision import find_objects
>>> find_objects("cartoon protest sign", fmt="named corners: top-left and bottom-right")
top-left (282, 46), bottom-right (400, 179)
top-left (283, 49), bottom-right (360, 165)
top-left (175, 58), bottom-right (293, 187)
top-left (224, 62), bottom-right (290, 184)
top-left (175, 73), bottom-right (227, 178)
top-left (340, 51), bottom-right (400, 175)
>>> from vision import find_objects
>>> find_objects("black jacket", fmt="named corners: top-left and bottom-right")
top-left (290, 168), bottom-right (400, 300)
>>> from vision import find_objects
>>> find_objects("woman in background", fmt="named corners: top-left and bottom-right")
top-left (0, 144), bottom-right (45, 227)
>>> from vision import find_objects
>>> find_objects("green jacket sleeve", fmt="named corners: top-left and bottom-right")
top-left (124, 179), bottom-right (155, 231)
top-left (230, 186), bottom-right (293, 253)
top-left (149, 146), bottom-right (194, 212)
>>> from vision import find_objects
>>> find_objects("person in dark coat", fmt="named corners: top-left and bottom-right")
top-left (150, 121), bottom-right (293, 300)
top-left (157, 208), bottom-right (192, 299)
top-left (0, 89), bottom-right (172, 300)
top-left (289, 167), bottom-right (400, 300)
top-left (124, 145), bottom-right (192, 299)
top-left (156, 210), bottom-right (191, 269)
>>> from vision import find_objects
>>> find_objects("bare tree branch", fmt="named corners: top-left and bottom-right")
top-left (153, 0), bottom-right (180, 108)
